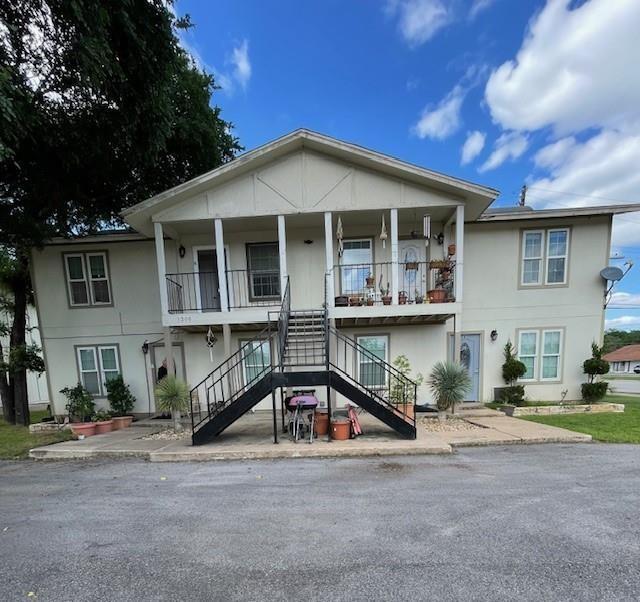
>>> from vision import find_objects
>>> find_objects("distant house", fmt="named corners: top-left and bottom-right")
top-left (604, 345), bottom-right (640, 374)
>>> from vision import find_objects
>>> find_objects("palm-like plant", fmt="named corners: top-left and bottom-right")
top-left (428, 361), bottom-right (471, 416)
top-left (154, 375), bottom-right (190, 431)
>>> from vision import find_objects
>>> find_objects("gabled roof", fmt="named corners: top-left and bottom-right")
top-left (121, 128), bottom-right (499, 233)
top-left (603, 345), bottom-right (640, 362)
top-left (478, 204), bottom-right (640, 222)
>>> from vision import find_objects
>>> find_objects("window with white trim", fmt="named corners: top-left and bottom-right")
top-left (76, 345), bottom-right (120, 396)
top-left (65, 252), bottom-right (112, 306)
top-left (246, 243), bottom-right (280, 299)
top-left (520, 228), bottom-right (570, 286)
top-left (518, 329), bottom-right (563, 382)
top-left (356, 335), bottom-right (388, 389)
top-left (241, 340), bottom-right (271, 385)
top-left (341, 239), bottom-right (373, 294)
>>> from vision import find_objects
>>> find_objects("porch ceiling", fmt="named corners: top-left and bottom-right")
top-left (334, 313), bottom-right (454, 327)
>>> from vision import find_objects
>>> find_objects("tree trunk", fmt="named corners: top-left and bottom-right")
top-left (10, 254), bottom-right (30, 426)
top-left (0, 338), bottom-right (15, 424)
top-left (173, 409), bottom-right (182, 432)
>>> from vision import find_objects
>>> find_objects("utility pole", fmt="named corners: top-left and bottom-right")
top-left (519, 184), bottom-right (527, 207)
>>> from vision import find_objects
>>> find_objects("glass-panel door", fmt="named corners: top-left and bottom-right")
top-left (196, 249), bottom-right (221, 312)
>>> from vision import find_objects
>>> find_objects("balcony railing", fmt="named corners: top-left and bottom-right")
top-left (332, 261), bottom-right (455, 306)
top-left (165, 269), bottom-right (282, 313)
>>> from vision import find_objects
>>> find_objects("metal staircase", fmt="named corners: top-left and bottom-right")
top-left (190, 276), bottom-right (417, 445)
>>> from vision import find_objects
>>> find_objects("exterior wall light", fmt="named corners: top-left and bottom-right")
top-left (490, 330), bottom-right (498, 342)
top-left (178, 244), bottom-right (186, 258)
top-left (141, 340), bottom-right (149, 354)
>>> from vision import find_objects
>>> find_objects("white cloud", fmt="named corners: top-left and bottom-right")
top-left (609, 292), bottom-right (640, 308)
top-left (605, 315), bottom-right (640, 330)
top-left (478, 131), bottom-right (528, 172)
top-left (412, 85), bottom-right (464, 140)
top-left (386, 0), bottom-right (451, 46)
top-left (533, 137), bottom-right (576, 170)
top-left (461, 130), bottom-right (486, 165)
top-left (469, 0), bottom-right (495, 20)
top-left (231, 39), bottom-right (251, 90)
top-left (485, 0), bottom-right (640, 134)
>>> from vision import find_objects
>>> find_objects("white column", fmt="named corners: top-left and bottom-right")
top-left (390, 209), bottom-right (399, 305)
top-left (455, 205), bottom-right (464, 303)
top-left (154, 222), bottom-right (169, 318)
top-left (214, 218), bottom-right (229, 311)
top-left (163, 326), bottom-right (174, 375)
top-left (324, 212), bottom-right (334, 307)
top-left (277, 215), bottom-right (287, 298)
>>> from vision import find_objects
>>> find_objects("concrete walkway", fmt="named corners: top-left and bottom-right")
top-left (29, 410), bottom-right (591, 461)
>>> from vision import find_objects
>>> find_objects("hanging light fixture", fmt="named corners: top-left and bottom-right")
top-left (206, 326), bottom-right (217, 362)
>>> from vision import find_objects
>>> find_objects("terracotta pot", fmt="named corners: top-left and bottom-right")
top-left (427, 289), bottom-right (446, 303)
top-left (365, 277), bottom-right (375, 288)
top-left (330, 419), bottom-right (351, 440)
top-left (396, 403), bottom-right (415, 419)
top-left (95, 420), bottom-right (113, 434)
top-left (111, 416), bottom-right (133, 430)
top-left (399, 292), bottom-right (408, 305)
top-left (335, 295), bottom-right (348, 307)
top-left (382, 295), bottom-right (392, 305)
top-left (366, 298), bottom-right (374, 306)
top-left (314, 411), bottom-right (329, 436)
top-left (448, 243), bottom-right (456, 257)
top-left (404, 262), bottom-right (419, 271)
top-left (71, 422), bottom-right (96, 437)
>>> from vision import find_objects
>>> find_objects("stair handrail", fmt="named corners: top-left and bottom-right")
top-left (327, 326), bottom-right (417, 427)
top-left (277, 276), bottom-right (291, 368)
top-left (190, 325), bottom-right (275, 432)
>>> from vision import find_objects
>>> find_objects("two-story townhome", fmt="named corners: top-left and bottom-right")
top-left (30, 130), bottom-right (636, 443)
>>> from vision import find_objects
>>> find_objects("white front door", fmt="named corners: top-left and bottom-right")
top-left (398, 240), bottom-right (427, 302)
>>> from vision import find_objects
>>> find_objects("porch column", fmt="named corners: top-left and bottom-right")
top-left (455, 205), bottom-right (464, 303)
top-left (324, 212), bottom-right (334, 307)
top-left (163, 327), bottom-right (174, 376)
top-left (154, 222), bottom-right (169, 318)
top-left (214, 218), bottom-right (229, 311)
top-left (277, 215), bottom-right (287, 298)
top-left (390, 209), bottom-right (399, 305)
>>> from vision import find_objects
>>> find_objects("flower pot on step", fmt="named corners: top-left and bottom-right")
top-left (398, 292), bottom-right (408, 305)
top-left (330, 419), bottom-right (351, 440)
top-left (382, 295), bottom-right (392, 305)
top-left (427, 289), bottom-right (446, 303)
top-left (71, 422), bottom-right (96, 437)
top-left (111, 416), bottom-right (133, 430)
top-left (395, 403), bottom-right (415, 419)
top-left (94, 420), bottom-right (113, 434)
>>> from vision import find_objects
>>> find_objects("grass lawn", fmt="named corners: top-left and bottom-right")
top-left (521, 395), bottom-right (640, 444)
top-left (0, 410), bottom-right (72, 459)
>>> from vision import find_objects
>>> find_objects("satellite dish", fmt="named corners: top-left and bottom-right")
top-left (600, 266), bottom-right (624, 281)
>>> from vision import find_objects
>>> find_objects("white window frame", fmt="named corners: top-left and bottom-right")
top-left (356, 334), bottom-right (389, 390)
top-left (540, 329), bottom-right (563, 381)
top-left (517, 330), bottom-right (539, 381)
top-left (65, 253), bottom-right (90, 306)
top-left (240, 339), bottom-right (272, 386)
top-left (340, 238), bottom-right (373, 295)
top-left (246, 242), bottom-right (281, 300)
top-left (76, 344), bottom-right (121, 396)
top-left (544, 228), bottom-right (569, 285)
top-left (86, 252), bottom-right (111, 305)
top-left (520, 230), bottom-right (544, 286)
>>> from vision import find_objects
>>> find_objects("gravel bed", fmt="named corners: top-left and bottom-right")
top-left (419, 417), bottom-right (483, 432)
top-left (140, 429), bottom-right (192, 441)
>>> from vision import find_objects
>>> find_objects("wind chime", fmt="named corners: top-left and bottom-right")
top-left (380, 214), bottom-right (388, 249)
top-left (336, 216), bottom-right (344, 258)
top-left (205, 326), bottom-right (217, 362)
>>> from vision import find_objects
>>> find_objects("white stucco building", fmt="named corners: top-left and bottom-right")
top-left (29, 130), bottom-right (636, 440)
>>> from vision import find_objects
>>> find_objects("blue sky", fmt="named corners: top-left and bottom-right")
top-left (175, 0), bottom-right (640, 330)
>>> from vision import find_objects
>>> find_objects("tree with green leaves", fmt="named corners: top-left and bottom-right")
top-left (0, 0), bottom-right (241, 424)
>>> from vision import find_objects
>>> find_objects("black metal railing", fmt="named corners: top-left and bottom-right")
top-left (332, 260), bottom-right (455, 305)
top-left (166, 272), bottom-right (222, 313)
top-left (226, 268), bottom-right (281, 309)
top-left (190, 326), bottom-right (276, 433)
top-left (327, 327), bottom-right (417, 426)
top-left (277, 276), bottom-right (291, 368)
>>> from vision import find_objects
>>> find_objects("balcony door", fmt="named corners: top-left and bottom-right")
top-left (193, 247), bottom-right (221, 312)
top-left (398, 240), bottom-right (427, 302)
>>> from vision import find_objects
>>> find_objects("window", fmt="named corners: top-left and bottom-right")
top-left (241, 340), bottom-right (271, 385)
top-left (520, 228), bottom-right (570, 286)
top-left (356, 335), bottom-right (388, 389)
top-left (518, 329), bottom-right (563, 382)
top-left (246, 243), bottom-right (280, 299)
top-left (341, 239), bottom-right (373, 294)
top-left (76, 345), bottom-right (120, 396)
top-left (65, 252), bottom-right (112, 306)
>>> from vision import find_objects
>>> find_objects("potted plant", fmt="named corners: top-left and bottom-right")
top-left (365, 272), bottom-right (375, 288)
top-left (389, 355), bottom-right (423, 419)
top-left (60, 383), bottom-right (96, 437)
top-left (334, 295), bottom-right (348, 307)
top-left (427, 288), bottom-right (446, 303)
top-left (365, 292), bottom-right (374, 306)
top-left (106, 375), bottom-right (136, 429)
top-left (447, 243), bottom-right (456, 257)
top-left (404, 261), bottom-right (419, 271)
top-left (398, 291), bottom-right (408, 305)
top-left (155, 375), bottom-right (190, 431)
top-left (380, 281), bottom-right (392, 305)
top-left (428, 361), bottom-right (471, 420)
top-left (414, 290), bottom-right (424, 304)
top-left (92, 409), bottom-right (113, 434)
top-left (581, 343), bottom-right (610, 403)
top-left (499, 341), bottom-right (527, 406)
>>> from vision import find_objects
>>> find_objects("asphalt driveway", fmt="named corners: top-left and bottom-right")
top-left (1, 444), bottom-right (639, 601)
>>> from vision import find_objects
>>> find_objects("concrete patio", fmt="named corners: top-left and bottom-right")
top-left (29, 409), bottom-right (591, 461)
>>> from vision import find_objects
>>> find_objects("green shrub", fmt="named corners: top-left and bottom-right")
top-left (106, 375), bottom-right (136, 417)
top-left (60, 384), bottom-right (95, 423)
top-left (154, 375), bottom-right (190, 431)
top-left (92, 409), bottom-right (112, 422)
top-left (581, 382), bottom-right (608, 403)
top-left (389, 355), bottom-right (424, 405)
top-left (581, 343), bottom-right (609, 403)
top-left (428, 361), bottom-right (471, 413)
top-left (500, 385), bottom-right (526, 405)
top-left (502, 341), bottom-right (527, 385)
